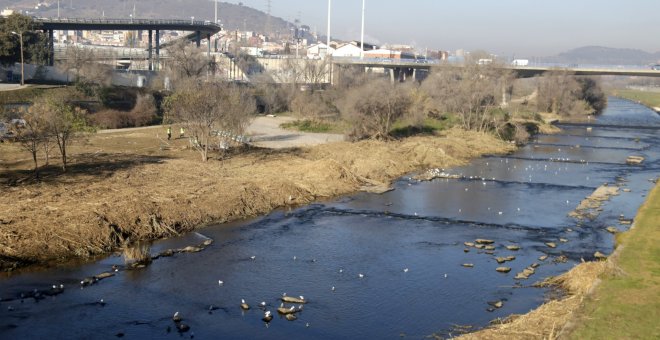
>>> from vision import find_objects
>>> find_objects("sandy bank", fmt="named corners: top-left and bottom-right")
top-left (0, 128), bottom-right (514, 269)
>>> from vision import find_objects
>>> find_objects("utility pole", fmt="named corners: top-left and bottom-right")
top-left (215, 0), bottom-right (218, 24)
top-left (57, 0), bottom-right (60, 18)
top-left (360, 0), bottom-right (365, 59)
top-left (326, 0), bottom-right (331, 49)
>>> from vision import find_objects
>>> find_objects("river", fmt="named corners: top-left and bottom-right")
top-left (0, 97), bottom-right (658, 339)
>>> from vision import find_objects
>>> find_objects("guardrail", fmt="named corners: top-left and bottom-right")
top-left (35, 17), bottom-right (221, 29)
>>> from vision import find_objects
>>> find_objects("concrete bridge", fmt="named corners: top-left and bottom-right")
top-left (35, 17), bottom-right (222, 70)
top-left (331, 58), bottom-right (660, 80)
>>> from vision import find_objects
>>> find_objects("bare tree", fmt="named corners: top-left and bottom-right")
top-left (341, 78), bottom-right (411, 140)
top-left (165, 81), bottom-right (255, 162)
top-left (421, 63), bottom-right (514, 132)
top-left (34, 92), bottom-right (91, 171)
top-left (11, 110), bottom-right (47, 177)
top-left (536, 70), bottom-right (582, 116)
top-left (163, 40), bottom-right (209, 87)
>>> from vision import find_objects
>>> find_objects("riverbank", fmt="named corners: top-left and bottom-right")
top-left (457, 181), bottom-right (660, 340)
top-left (0, 127), bottom-right (515, 270)
top-left (610, 89), bottom-right (660, 112)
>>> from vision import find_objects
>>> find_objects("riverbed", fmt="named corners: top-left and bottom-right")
top-left (0, 97), bottom-right (658, 339)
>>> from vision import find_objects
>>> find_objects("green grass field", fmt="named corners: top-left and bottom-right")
top-left (569, 182), bottom-right (660, 339)
top-left (611, 89), bottom-right (660, 108)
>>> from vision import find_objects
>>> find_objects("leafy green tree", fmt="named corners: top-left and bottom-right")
top-left (0, 13), bottom-right (48, 66)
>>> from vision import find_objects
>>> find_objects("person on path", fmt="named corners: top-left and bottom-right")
top-left (167, 126), bottom-right (172, 140)
top-left (179, 127), bottom-right (185, 139)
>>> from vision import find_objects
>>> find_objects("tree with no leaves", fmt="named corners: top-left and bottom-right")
top-left (165, 81), bottom-right (255, 162)
top-left (33, 91), bottom-right (91, 172)
top-left (11, 109), bottom-right (48, 177)
top-left (421, 63), bottom-right (514, 132)
top-left (341, 78), bottom-right (411, 140)
top-left (163, 40), bottom-right (210, 87)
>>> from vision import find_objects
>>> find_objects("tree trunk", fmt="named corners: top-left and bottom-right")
top-left (32, 149), bottom-right (39, 178)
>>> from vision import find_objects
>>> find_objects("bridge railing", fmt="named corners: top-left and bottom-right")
top-left (35, 17), bottom-right (222, 30)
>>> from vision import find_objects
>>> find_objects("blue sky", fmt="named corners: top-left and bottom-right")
top-left (227, 0), bottom-right (660, 57)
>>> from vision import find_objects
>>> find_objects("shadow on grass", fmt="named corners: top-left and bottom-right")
top-left (0, 153), bottom-right (172, 185)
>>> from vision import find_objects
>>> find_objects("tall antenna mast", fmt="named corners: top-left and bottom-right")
top-left (265, 0), bottom-right (272, 35)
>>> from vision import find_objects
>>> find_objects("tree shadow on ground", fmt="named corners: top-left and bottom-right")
top-left (0, 153), bottom-right (172, 186)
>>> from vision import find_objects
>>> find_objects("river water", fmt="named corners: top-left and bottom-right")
top-left (1, 97), bottom-right (658, 339)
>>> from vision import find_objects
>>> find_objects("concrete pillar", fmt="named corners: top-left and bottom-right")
top-left (148, 30), bottom-right (153, 71)
top-left (412, 68), bottom-right (417, 81)
top-left (196, 31), bottom-right (201, 48)
top-left (155, 30), bottom-right (160, 71)
top-left (207, 33), bottom-right (211, 57)
top-left (389, 68), bottom-right (395, 83)
top-left (48, 30), bottom-right (54, 66)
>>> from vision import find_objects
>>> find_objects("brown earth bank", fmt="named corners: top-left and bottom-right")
top-left (0, 127), bottom-right (515, 270)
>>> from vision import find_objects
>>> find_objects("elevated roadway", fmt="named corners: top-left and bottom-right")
top-left (35, 17), bottom-right (222, 70)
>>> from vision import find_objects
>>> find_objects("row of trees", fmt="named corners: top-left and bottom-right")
top-left (249, 62), bottom-right (606, 142)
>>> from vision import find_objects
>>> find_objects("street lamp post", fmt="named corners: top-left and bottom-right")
top-left (360, 0), bottom-right (366, 59)
top-left (191, 16), bottom-right (195, 25)
top-left (11, 31), bottom-right (24, 86)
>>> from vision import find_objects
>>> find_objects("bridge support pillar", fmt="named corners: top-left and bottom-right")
top-left (155, 30), bottom-right (160, 71)
top-left (196, 31), bottom-right (201, 48)
top-left (148, 30), bottom-right (153, 71)
top-left (207, 33), bottom-right (211, 57)
top-left (48, 29), bottom-right (54, 66)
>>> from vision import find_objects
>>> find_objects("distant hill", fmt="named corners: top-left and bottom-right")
top-left (0, 0), bottom-right (307, 38)
top-left (543, 46), bottom-right (660, 66)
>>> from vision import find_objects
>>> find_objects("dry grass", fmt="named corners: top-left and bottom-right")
top-left (0, 126), bottom-right (513, 268)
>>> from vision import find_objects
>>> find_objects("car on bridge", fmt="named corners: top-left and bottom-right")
top-left (651, 64), bottom-right (660, 70)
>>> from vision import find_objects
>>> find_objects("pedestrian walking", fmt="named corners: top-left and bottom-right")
top-left (167, 126), bottom-right (172, 140)
top-left (179, 127), bottom-right (185, 139)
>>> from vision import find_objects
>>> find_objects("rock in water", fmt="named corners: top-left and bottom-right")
top-left (545, 242), bottom-right (557, 248)
top-left (496, 267), bottom-right (511, 273)
top-left (476, 239), bottom-right (495, 245)
top-left (506, 245), bottom-right (520, 251)
top-left (462, 263), bottom-right (474, 268)
top-left (594, 251), bottom-right (608, 260)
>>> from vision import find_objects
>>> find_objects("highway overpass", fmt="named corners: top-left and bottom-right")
top-left (35, 17), bottom-right (222, 70)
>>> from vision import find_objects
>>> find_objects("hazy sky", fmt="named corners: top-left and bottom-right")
top-left (227, 0), bottom-right (660, 57)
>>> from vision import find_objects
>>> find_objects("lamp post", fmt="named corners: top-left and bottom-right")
top-left (326, 0), bottom-right (331, 51)
top-left (11, 31), bottom-right (24, 86)
top-left (360, 0), bottom-right (365, 59)
top-left (191, 16), bottom-right (195, 25)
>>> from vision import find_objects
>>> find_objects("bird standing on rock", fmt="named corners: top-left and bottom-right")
top-left (241, 299), bottom-right (250, 310)
top-left (262, 311), bottom-right (273, 322)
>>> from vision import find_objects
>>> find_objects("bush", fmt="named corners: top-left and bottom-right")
top-left (90, 95), bottom-right (157, 129)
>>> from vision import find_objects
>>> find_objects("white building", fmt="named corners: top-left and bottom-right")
top-left (332, 43), bottom-right (364, 58)
top-left (306, 43), bottom-right (335, 59)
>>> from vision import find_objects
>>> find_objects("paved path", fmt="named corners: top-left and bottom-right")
top-left (98, 116), bottom-right (345, 149)
top-left (246, 116), bottom-right (344, 149)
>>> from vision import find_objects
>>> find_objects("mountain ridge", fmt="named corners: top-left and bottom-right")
top-left (542, 46), bottom-right (660, 65)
